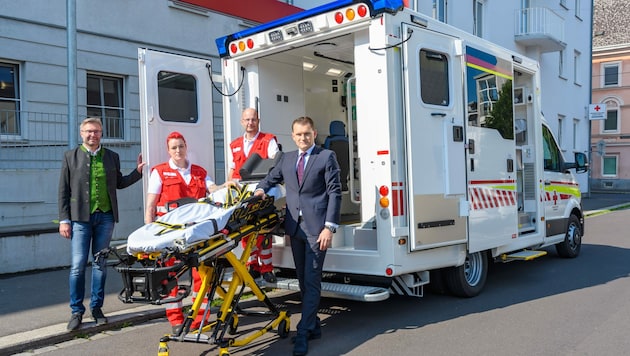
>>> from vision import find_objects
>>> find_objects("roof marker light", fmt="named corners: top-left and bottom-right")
top-left (358, 4), bottom-right (368, 17)
top-left (346, 8), bottom-right (356, 21)
top-left (247, 38), bottom-right (254, 49)
top-left (230, 43), bottom-right (237, 54)
top-left (238, 41), bottom-right (246, 52)
top-left (334, 11), bottom-right (344, 24)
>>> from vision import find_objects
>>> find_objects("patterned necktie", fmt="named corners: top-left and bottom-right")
top-left (297, 152), bottom-right (306, 185)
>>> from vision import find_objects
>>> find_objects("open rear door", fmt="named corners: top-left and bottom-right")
top-left (138, 49), bottom-right (215, 203)
top-left (401, 24), bottom-right (467, 251)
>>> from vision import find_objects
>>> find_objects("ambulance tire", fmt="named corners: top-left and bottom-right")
top-left (444, 251), bottom-right (487, 298)
top-left (555, 214), bottom-right (582, 258)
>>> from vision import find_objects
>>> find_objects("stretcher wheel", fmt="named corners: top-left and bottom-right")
top-left (219, 350), bottom-right (230, 356)
top-left (278, 319), bottom-right (289, 339)
top-left (157, 341), bottom-right (169, 356)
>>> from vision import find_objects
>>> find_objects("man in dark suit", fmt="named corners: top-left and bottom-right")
top-left (58, 117), bottom-right (144, 331)
top-left (255, 116), bottom-right (342, 356)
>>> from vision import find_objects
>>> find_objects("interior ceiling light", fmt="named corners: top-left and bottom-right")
top-left (303, 62), bottom-right (317, 71)
top-left (325, 68), bottom-right (343, 77)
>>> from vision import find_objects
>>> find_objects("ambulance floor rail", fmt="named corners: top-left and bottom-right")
top-left (110, 195), bottom-right (290, 356)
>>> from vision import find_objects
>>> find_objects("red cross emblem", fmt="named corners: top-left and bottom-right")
top-left (594, 105), bottom-right (601, 112)
top-left (552, 191), bottom-right (558, 205)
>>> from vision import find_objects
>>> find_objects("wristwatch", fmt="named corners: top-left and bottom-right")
top-left (324, 225), bottom-right (337, 233)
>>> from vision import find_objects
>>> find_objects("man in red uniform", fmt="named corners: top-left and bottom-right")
top-left (145, 131), bottom-right (228, 334)
top-left (228, 108), bottom-right (279, 283)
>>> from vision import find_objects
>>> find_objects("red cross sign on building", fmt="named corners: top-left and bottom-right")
top-left (588, 103), bottom-right (607, 120)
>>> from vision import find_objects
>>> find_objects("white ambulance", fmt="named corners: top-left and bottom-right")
top-left (138, 0), bottom-right (588, 301)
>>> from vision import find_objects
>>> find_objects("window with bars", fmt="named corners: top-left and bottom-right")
top-left (86, 73), bottom-right (124, 139)
top-left (0, 62), bottom-right (20, 136)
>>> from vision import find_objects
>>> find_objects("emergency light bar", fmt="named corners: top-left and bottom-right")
top-left (215, 0), bottom-right (404, 58)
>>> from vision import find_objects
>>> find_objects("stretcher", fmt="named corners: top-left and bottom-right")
top-left (110, 185), bottom-right (290, 356)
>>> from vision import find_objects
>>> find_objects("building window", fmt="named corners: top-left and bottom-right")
top-left (572, 118), bottom-right (578, 150)
top-left (473, 0), bottom-right (484, 37)
top-left (559, 50), bottom-right (566, 78)
top-left (557, 115), bottom-right (564, 147)
top-left (602, 62), bottom-right (620, 87)
top-left (87, 73), bottom-right (124, 139)
top-left (602, 155), bottom-right (617, 177)
top-left (603, 108), bottom-right (619, 133)
top-left (574, 0), bottom-right (581, 19)
top-left (0, 62), bottom-right (20, 135)
top-left (573, 50), bottom-right (581, 85)
top-left (433, 0), bottom-right (446, 22)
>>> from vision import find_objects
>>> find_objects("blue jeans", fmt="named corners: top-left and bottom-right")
top-left (69, 211), bottom-right (115, 315)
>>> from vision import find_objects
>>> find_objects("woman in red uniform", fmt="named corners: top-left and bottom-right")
top-left (145, 131), bottom-right (228, 334)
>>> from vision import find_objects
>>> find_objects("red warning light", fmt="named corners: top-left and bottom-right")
top-left (334, 11), bottom-right (344, 24)
top-left (358, 5), bottom-right (368, 17)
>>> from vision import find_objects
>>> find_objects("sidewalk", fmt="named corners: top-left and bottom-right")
top-left (0, 266), bottom-right (168, 355)
top-left (1, 192), bottom-right (629, 355)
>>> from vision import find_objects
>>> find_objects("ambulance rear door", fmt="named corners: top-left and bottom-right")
top-left (138, 49), bottom-right (216, 202)
top-left (401, 23), bottom-right (467, 251)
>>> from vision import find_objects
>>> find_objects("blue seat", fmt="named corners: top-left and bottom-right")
top-left (323, 120), bottom-right (349, 191)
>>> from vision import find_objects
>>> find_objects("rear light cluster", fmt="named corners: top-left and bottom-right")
top-left (228, 3), bottom-right (371, 57)
top-left (379, 185), bottom-right (389, 208)
top-left (333, 4), bottom-right (369, 24)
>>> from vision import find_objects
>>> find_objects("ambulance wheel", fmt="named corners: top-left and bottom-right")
top-left (444, 251), bottom-right (487, 298)
top-left (555, 214), bottom-right (582, 258)
top-left (278, 319), bottom-right (289, 339)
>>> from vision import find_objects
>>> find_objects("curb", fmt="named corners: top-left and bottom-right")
top-left (0, 305), bottom-right (165, 355)
top-left (584, 203), bottom-right (630, 218)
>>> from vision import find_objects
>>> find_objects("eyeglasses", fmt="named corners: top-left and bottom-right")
top-left (81, 130), bottom-right (102, 135)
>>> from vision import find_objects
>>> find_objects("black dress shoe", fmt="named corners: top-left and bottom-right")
top-left (293, 335), bottom-right (308, 356)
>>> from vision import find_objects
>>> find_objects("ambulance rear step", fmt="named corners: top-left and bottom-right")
top-left (500, 250), bottom-right (547, 262)
top-left (266, 278), bottom-right (390, 302)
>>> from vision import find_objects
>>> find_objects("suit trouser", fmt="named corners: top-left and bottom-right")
top-left (291, 220), bottom-right (326, 336)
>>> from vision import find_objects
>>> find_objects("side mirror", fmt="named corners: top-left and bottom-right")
top-left (561, 152), bottom-right (588, 173)
top-left (574, 152), bottom-right (588, 173)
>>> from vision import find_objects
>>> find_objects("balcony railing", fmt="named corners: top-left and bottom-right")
top-left (0, 110), bottom-right (141, 170)
top-left (514, 7), bottom-right (565, 53)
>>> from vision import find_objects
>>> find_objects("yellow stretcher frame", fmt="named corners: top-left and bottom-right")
top-left (114, 195), bottom-right (290, 356)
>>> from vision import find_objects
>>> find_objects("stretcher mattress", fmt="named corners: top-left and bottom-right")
top-left (126, 185), bottom-right (284, 255)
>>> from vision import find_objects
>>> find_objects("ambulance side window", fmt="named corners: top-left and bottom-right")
top-left (542, 125), bottom-right (561, 171)
top-left (157, 71), bottom-right (199, 123)
top-left (419, 49), bottom-right (449, 106)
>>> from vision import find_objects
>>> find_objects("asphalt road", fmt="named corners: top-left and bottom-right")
top-left (21, 206), bottom-right (630, 356)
